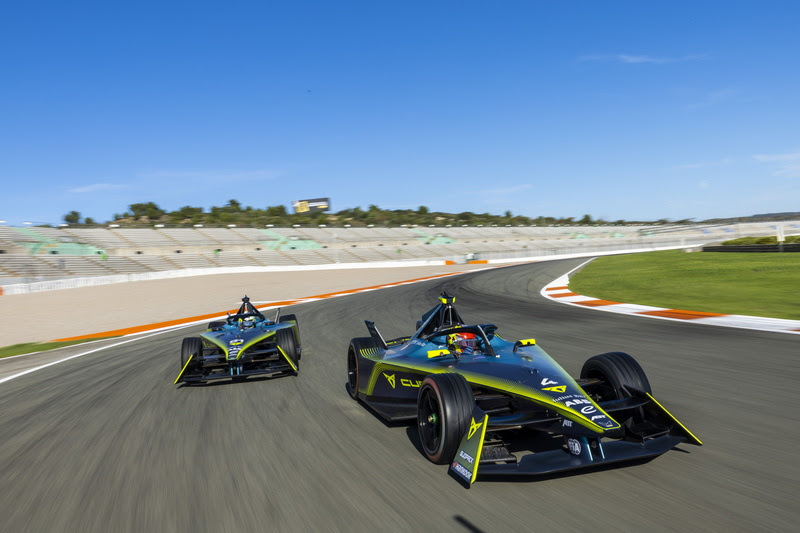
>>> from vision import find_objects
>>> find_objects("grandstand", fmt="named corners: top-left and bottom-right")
top-left (0, 221), bottom-right (795, 286)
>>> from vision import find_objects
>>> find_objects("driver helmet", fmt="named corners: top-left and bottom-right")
top-left (241, 316), bottom-right (257, 329)
top-left (448, 332), bottom-right (477, 354)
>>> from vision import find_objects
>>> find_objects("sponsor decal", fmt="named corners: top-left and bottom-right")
top-left (562, 419), bottom-right (573, 428)
top-left (452, 461), bottom-right (472, 481)
top-left (541, 378), bottom-right (558, 386)
top-left (230, 339), bottom-right (244, 346)
top-left (591, 415), bottom-right (605, 421)
top-left (383, 373), bottom-right (396, 389)
top-left (554, 394), bottom-right (582, 403)
top-left (400, 378), bottom-right (422, 388)
top-left (565, 398), bottom-right (591, 407)
top-left (467, 417), bottom-right (483, 440)
top-left (459, 450), bottom-right (475, 464)
top-left (567, 438), bottom-right (582, 456)
top-left (542, 385), bottom-right (567, 393)
top-left (580, 405), bottom-right (597, 415)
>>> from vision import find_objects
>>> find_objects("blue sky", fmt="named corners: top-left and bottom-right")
top-left (2, 1), bottom-right (799, 226)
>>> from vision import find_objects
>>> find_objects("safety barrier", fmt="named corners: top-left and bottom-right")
top-left (0, 237), bottom-right (709, 295)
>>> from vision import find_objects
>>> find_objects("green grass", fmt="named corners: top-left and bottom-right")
top-left (569, 250), bottom-right (800, 320)
top-left (0, 337), bottom-right (118, 359)
top-left (721, 235), bottom-right (800, 245)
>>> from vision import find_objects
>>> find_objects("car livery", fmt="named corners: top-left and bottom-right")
top-left (175, 296), bottom-right (300, 384)
top-left (347, 292), bottom-right (701, 487)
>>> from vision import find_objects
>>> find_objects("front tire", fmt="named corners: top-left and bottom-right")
top-left (279, 314), bottom-right (300, 359)
top-left (276, 328), bottom-right (299, 370)
top-left (580, 351), bottom-right (652, 401)
top-left (417, 373), bottom-right (474, 464)
top-left (180, 337), bottom-right (203, 373)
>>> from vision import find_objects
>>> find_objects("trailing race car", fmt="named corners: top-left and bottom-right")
top-left (347, 292), bottom-right (701, 487)
top-left (175, 296), bottom-right (300, 384)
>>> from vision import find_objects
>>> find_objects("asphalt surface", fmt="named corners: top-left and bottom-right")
top-left (0, 259), bottom-right (798, 532)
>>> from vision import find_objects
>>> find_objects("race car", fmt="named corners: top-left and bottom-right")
top-left (175, 296), bottom-right (300, 384)
top-left (347, 292), bottom-right (701, 487)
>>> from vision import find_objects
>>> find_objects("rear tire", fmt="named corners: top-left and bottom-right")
top-left (180, 337), bottom-right (203, 372)
top-left (347, 337), bottom-right (382, 400)
top-left (417, 373), bottom-right (474, 464)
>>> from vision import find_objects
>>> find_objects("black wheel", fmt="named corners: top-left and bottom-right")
top-left (417, 373), bottom-right (474, 464)
top-left (276, 328), bottom-right (298, 369)
top-left (279, 314), bottom-right (300, 359)
top-left (207, 320), bottom-right (226, 330)
top-left (347, 337), bottom-right (382, 400)
top-left (580, 352), bottom-right (652, 402)
top-left (180, 337), bottom-right (203, 372)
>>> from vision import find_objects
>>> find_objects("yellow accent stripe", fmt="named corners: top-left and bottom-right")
top-left (365, 363), bottom-right (619, 433)
top-left (471, 412), bottom-right (489, 484)
top-left (427, 349), bottom-right (450, 358)
top-left (277, 346), bottom-right (298, 372)
top-left (174, 354), bottom-right (193, 384)
top-left (646, 393), bottom-right (703, 445)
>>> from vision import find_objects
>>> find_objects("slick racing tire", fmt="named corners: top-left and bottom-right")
top-left (207, 320), bottom-right (226, 331)
top-left (279, 314), bottom-right (300, 359)
top-left (417, 373), bottom-right (474, 464)
top-left (180, 337), bottom-right (203, 372)
top-left (276, 328), bottom-right (299, 369)
top-left (347, 337), bottom-right (382, 400)
top-left (580, 352), bottom-right (652, 401)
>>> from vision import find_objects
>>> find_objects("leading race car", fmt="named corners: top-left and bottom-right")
top-left (347, 293), bottom-right (701, 487)
top-left (175, 296), bottom-right (301, 384)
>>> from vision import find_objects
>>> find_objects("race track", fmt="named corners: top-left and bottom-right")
top-left (1, 259), bottom-right (797, 532)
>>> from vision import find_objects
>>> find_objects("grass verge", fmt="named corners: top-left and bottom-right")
top-left (568, 250), bottom-right (800, 320)
top-left (0, 337), bottom-right (119, 359)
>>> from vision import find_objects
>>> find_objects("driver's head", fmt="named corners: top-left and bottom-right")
top-left (241, 316), bottom-right (256, 329)
top-left (448, 332), bottom-right (477, 353)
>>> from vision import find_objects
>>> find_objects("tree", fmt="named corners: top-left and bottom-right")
top-left (266, 205), bottom-right (287, 217)
top-left (64, 211), bottom-right (81, 224)
top-left (418, 206), bottom-right (429, 215)
top-left (225, 199), bottom-right (242, 213)
top-left (84, 217), bottom-right (96, 225)
top-left (579, 214), bottom-right (593, 224)
top-left (128, 202), bottom-right (165, 220)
